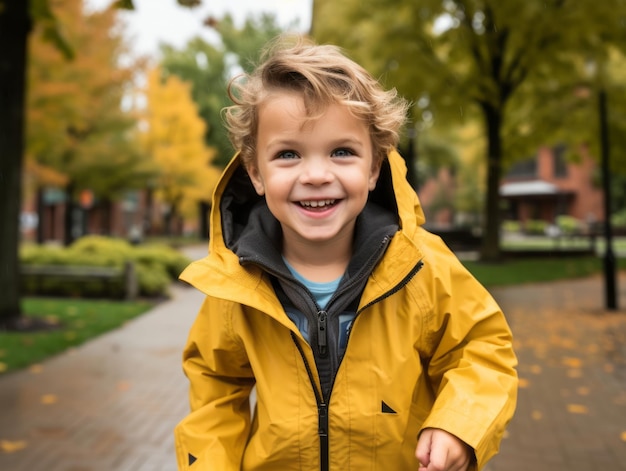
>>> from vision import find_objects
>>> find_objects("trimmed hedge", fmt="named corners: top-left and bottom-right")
top-left (20, 236), bottom-right (192, 298)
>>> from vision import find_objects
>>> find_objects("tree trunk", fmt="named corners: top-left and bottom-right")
top-left (0, 1), bottom-right (31, 327)
top-left (102, 198), bottom-right (113, 235)
top-left (36, 187), bottom-right (46, 244)
top-left (480, 103), bottom-right (504, 262)
top-left (163, 208), bottom-right (173, 236)
top-left (63, 181), bottom-right (76, 246)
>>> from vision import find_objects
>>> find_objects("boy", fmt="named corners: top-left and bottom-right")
top-left (175, 36), bottom-right (517, 471)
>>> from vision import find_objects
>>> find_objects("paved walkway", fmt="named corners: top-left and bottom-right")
top-left (488, 273), bottom-right (626, 471)
top-left (1, 247), bottom-right (625, 470)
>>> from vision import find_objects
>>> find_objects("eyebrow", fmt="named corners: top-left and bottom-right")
top-left (264, 136), bottom-right (365, 152)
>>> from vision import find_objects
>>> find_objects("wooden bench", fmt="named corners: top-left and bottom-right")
top-left (20, 262), bottom-right (138, 300)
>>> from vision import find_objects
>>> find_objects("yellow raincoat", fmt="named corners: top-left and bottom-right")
top-left (175, 150), bottom-right (518, 470)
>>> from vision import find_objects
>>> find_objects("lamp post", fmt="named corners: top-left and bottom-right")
top-left (597, 88), bottom-right (618, 310)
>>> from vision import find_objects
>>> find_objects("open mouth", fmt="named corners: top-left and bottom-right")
top-left (298, 199), bottom-right (337, 209)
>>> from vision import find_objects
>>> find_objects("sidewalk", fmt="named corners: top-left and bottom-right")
top-left (0, 283), bottom-right (204, 471)
top-left (1, 252), bottom-right (625, 470)
top-left (488, 273), bottom-right (626, 471)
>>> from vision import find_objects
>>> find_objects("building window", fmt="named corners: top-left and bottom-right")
top-left (507, 158), bottom-right (537, 178)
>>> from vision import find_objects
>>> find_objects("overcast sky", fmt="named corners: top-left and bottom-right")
top-left (85, 0), bottom-right (312, 58)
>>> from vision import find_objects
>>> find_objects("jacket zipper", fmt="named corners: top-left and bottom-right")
top-left (291, 332), bottom-right (329, 471)
top-left (290, 259), bottom-right (424, 471)
top-left (356, 259), bottom-right (424, 314)
top-left (317, 310), bottom-right (328, 357)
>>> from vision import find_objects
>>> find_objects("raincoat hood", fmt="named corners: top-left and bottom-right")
top-left (209, 148), bottom-right (423, 252)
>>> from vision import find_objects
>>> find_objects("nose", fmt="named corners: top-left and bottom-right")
top-left (299, 156), bottom-right (333, 185)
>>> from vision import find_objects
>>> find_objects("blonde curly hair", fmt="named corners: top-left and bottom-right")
top-left (223, 36), bottom-right (408, 169)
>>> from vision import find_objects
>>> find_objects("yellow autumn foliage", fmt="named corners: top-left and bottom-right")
top-left (139, 67), bottom-right (219, 219)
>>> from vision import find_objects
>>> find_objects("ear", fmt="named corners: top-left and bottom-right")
top-left (368, 160), bottom-right (381, 191)
top-left (246, 164), bottom-right (265, 196)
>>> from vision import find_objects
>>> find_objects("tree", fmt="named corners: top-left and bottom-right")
top-left (312, 0), bottom-right (626, 261)
top-left (0, 1), bottom-right (31, 328)
top-left (26, 0), bottom-right (150, 245)
top-left (138, 67), bottom-right (220, 235)
top-left (159, 13), bottom-right (287, 236)
top-left (0, 0), bottom-right (199, 329)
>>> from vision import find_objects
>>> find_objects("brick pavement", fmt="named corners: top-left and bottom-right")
top-left (1, 255), bottom-right (625, 470)
top-left (488, 273), bottom-right (626, 471)
top-left (0, 283), bottom-right (203, 471)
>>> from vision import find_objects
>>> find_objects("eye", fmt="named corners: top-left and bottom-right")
top-left (276, 150), bottom-right (299, 160)
top-left (332, 148), bottom-right (355, 158)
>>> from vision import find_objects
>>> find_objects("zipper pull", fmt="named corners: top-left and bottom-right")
top-left (317, 310), bottom-right (328, 357)
top-left (318, 402), bottom-right (328, 437)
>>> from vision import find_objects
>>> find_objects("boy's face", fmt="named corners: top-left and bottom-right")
top-left (248, 92), bottom-right (380, 250)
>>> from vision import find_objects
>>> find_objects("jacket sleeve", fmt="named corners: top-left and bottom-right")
top-left (418, 238), bottom-right (518, 470)
top-left (174, 297), bottom-right (255, 470)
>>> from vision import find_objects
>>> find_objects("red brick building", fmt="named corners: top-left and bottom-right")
top-left (500, 145), bottom-right (604, 227)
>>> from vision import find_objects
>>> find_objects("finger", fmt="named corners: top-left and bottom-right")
top-left (415, 429), bottom-right (434, 467)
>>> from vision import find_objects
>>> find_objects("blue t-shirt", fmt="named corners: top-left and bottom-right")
top-left (283, 258), bottom-right (356, 354)
top-left (283, 258), bottom-right (340, 309)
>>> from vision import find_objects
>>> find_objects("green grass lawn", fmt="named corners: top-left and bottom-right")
top-left (462, 256), bottom-right (616, 287)
top-left (0, 298), bottom-right (154, 374)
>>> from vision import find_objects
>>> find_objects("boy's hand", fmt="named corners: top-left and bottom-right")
top-left (415, 428), bottom-right (472, 471)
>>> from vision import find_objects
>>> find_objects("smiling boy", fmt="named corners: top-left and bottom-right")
top-left (175, 37), bottom-right (518, 471)
top-left (250, 93), bottom-right (379, 282)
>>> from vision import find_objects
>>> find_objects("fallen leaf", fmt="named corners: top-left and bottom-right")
top-left (40, 395), bottom-right (58, 405)
top-left (577, 387), bottom-right (590, 396)
top-left (0, 362), bottom-right (7, 373)
top-left (604, 363), bottom-right (615, 374)
top-left (518, 378), bottom-right (530, 389)
top-left (29, 364), bottom-right (43, 374)
top-left (567, 404), bottom-right (588, 414)
top-left (531, 410), bottom-right (543, 421)
top-left (562, 357), bottom-right (582, 368)
top-left (0, 440), bottom-right (27, 453)
top-left (621, 431), bottom-right (626, 442)
top-left (567, 369), bottom-right (582, 378)
top-left (530, 365), bottom-right (542, 374)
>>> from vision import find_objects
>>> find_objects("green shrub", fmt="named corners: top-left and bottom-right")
top-left (71, 235), bottom-right (133, 253)
top-left (19, 236), bottom-right (191, 298)
top-left (524, 219), bottom-right (548, 235)
top-left (556, 215), bottom-right (581, 235)
top-left (132, 244), bottom-right (190, 280)
top-left (20, 244), bottom-right (73, 265)
top-left (501, 220), bottom-right (521, 233)
top-left (135, 262), bottom-right (171, 297)
top-left (612, 209), bottom-right (626, 229)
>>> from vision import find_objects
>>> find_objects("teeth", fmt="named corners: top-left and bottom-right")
top-left (300, 199), bottom-right (335, 208)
